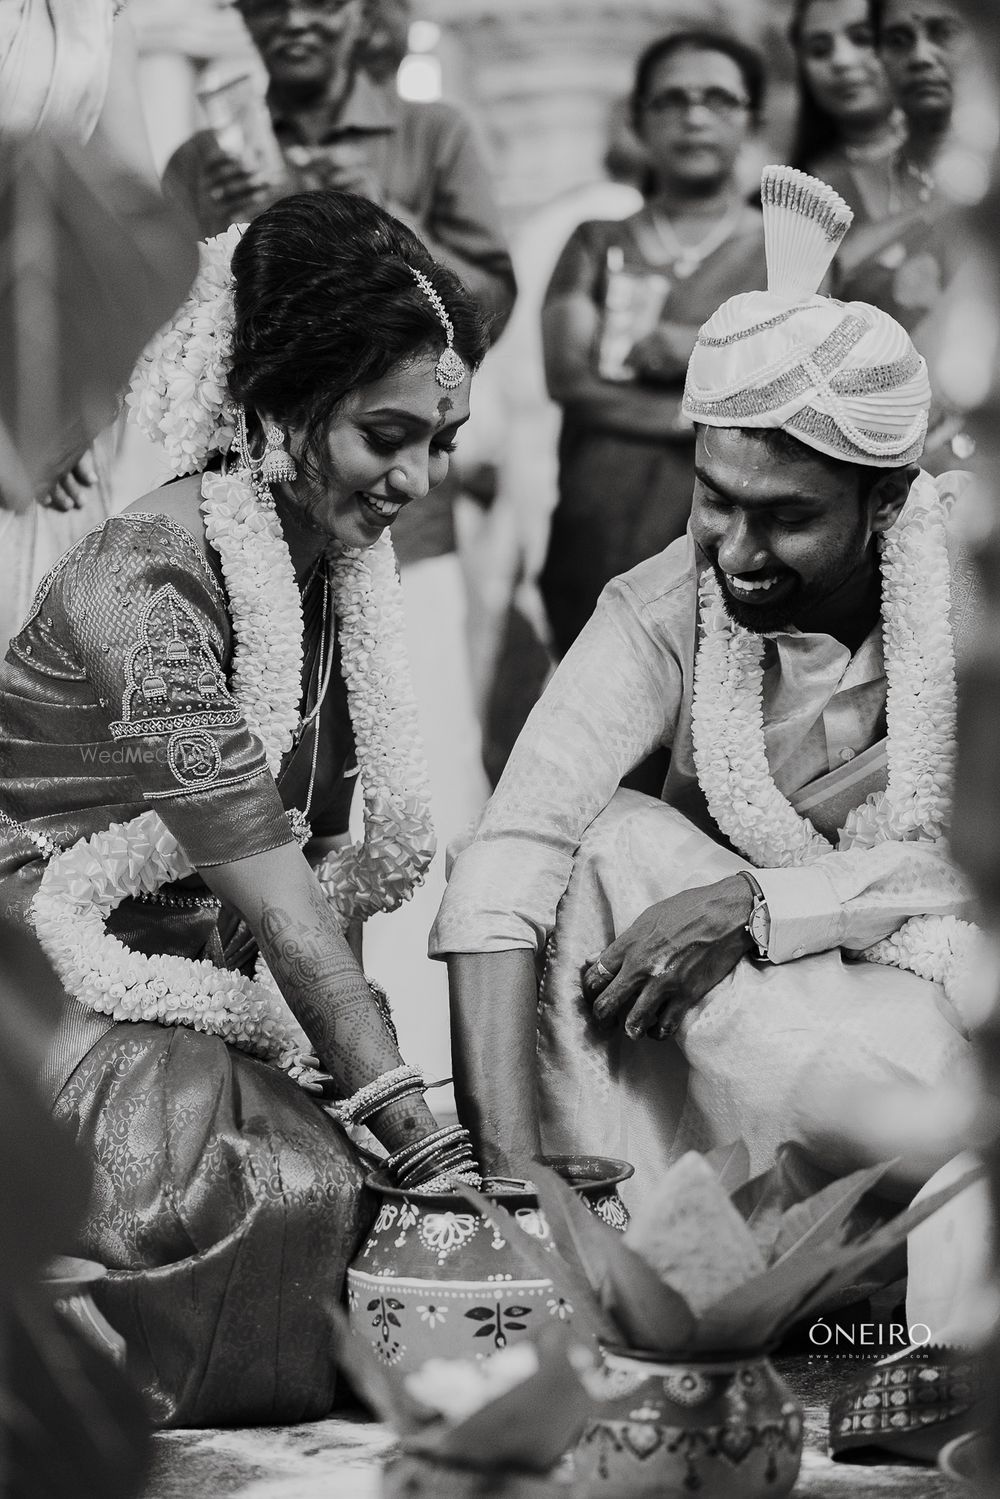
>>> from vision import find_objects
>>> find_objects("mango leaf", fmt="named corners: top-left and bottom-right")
top-left (703, 1139), bottom-right (751, 1192)
top-left (772, 1161), bottom-right (985, 1340)
top-left (411, 1327), bottom-right (594, 1473)
top-left (688, 1244), bottom-right (846, 1353)
top-left (531, 1163), bottom-right (697, 1354)
top-left (731, 1142), bottom-right (838, 1221)
top-left (455, 1184), bottom-right (618, 1347)
top-left (768, 1159), bottom-right (894, 1265)
top-left (691, 1161), bottom-right (985, 1352)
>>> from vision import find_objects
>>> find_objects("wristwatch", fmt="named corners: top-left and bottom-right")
top-left (738, 869), bottom-right (771, 961)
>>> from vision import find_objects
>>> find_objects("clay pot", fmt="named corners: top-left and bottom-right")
top-left (573, 1347), bottom-right (804, 1499)
top-left (348, 1155), bottom-right (632, 1374)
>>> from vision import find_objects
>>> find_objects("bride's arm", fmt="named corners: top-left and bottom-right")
top-left (201, 839), bottom-right (433, 1153)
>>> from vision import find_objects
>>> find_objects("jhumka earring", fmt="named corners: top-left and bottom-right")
top-left (261, 423), bottom-right (297, 484)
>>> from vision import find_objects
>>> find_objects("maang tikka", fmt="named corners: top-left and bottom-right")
top-left (407, 266), bottom-right (468, 390)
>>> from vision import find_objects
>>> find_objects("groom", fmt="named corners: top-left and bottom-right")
top-left (431, 170), bottom-right (977, 1192)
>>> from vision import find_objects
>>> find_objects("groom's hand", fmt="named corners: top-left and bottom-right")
top-left (581, 875), bottom-right (755, 1041)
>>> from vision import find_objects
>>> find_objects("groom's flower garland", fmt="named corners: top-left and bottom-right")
top-left (31, 465), bottom-right (436, 1073)
top-left (691, 474), bottom-right (978, 1020)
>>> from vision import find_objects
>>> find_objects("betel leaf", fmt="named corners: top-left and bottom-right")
top-left (768, 1159), bottom-right (894, 1265)
top-left (703, 1139), bottom-right (752, 1192)
top-left (531, 1164), bottom-right (697, 1354)
top-left (455, 1184), bottom-right (618, 1346)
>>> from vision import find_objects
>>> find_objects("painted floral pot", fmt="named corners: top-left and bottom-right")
top-left (573, 1348), bottom-right (803, 1499)
top-left (348, 1155), bottom-right (632, 1374)
top-left (383, 1453), bottom-right (574, 1499)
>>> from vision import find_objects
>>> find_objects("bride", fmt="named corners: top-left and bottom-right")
top-left (0, 188), bottom-right (486, 1425)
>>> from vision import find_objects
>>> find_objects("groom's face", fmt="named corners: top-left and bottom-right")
top-left (690, 426), bottom-right (888, 633)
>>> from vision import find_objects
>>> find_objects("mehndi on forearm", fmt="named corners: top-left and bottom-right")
top-left (256, 886), bottom-right (454, 1158)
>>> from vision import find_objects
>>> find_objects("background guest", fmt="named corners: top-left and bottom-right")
top-left (877, 0), bottom-right (968, 175)
top-left (357, 0), bottom-right (410, 87)
top-left (162, 0), bottom-right (514, 334)
top-left (537, 29), bottom-right (767, 658)
top-left (789, 0), bottom-right (906, 218)
top-left (0, 6), bottom-right (195, 655)
top-left (835, 0), bottom-right (974, 468)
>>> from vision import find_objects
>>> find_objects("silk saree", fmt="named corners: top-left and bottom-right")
top-left (0, 509), bottom-right (371, 1425)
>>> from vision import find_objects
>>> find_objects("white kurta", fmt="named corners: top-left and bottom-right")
top-left (431, 473), bottom-right (978, 1195)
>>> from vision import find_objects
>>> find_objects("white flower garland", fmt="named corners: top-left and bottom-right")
top-left (320, 533), bottom-right (435, 922)
top-left (126, 224), bottom-right (243, 476)
top-left (32, 469), bottom-right (436, 1071)
top-left (691, 473), bottom-right (977, 1018)
top-left (201, 470), bottom-right (302, 771)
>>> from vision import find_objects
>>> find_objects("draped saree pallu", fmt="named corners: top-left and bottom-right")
top-left (0, 512), bottom-right (372, 1426)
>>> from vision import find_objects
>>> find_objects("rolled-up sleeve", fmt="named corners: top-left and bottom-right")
top-left (65, 517), bottom-right (294, 867)
top-left (430, 569), bottom-right (687, 956)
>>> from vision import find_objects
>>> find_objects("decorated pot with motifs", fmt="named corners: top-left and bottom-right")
top-left (347, 1156), bottom-right (632, 1375)
top-left (572, 1348), bottom-right (803, 1499)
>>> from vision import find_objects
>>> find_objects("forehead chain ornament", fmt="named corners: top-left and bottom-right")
top-left (407, 266), bottom-right (468, 390)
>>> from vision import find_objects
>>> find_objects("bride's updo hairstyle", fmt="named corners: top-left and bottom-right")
top-left (227, 190), bottom-right (488, 480)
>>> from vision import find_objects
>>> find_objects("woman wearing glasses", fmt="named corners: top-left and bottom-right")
top-left (538, 30), bottom-right (767, 658)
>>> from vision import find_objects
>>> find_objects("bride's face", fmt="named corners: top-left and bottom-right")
top-left (281, 349), bottom-right (471, 550)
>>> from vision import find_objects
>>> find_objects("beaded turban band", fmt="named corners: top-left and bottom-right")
top-left (682, 165), bottom-right (931, 467)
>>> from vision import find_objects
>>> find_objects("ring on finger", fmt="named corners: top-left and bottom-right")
top-left (593, 958), bottom-right (613, 981)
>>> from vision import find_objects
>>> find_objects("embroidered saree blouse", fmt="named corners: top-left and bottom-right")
top-left (0, 511), bottom-right (355, 931)
top-left (431, 473), bottom-right (977, 966)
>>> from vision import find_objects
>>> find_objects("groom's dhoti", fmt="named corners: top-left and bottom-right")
top-left (538, 790), bottom-right (969, 1205)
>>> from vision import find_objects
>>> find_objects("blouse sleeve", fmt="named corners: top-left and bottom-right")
top-left (62, 516), bottom-right (294, 867)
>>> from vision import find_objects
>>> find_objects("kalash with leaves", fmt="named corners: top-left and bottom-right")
top-left (339, 1142), bottom-right (980, 1498)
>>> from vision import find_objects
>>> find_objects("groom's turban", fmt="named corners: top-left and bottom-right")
top-left (682, 167), bottom-right (930, 467)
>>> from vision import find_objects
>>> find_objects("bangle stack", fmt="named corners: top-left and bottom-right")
top-left (327, 1063), bottom-right (425, 1126)
top-left (387, 1124), bottom-right (481, 1192)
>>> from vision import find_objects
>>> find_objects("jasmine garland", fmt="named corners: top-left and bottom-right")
top-left (32, 468), bottom-right (436, 1073)
top-left (691, 472), bottom-right (977, 1018)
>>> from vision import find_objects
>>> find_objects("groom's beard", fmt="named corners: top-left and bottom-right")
top-left (711, 518), bottom-right (874, 635)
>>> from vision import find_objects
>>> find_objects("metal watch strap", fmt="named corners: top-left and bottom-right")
top-left (738, 868), bottom-right (771, 961)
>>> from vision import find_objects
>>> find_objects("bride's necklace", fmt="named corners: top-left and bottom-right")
top-left (288, 562), bottom-right (336, 846)
top-left (649, 201), bottom-right (741, 279)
